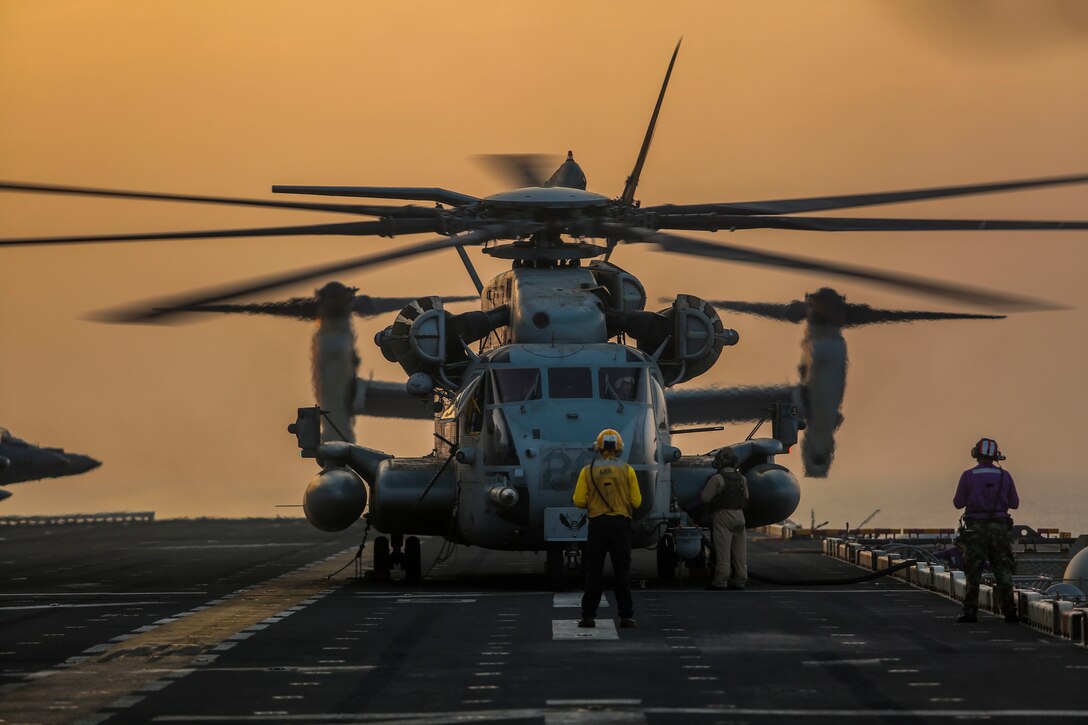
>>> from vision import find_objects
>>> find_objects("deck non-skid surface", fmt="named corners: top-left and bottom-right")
top-left (2, 520), bottom-right (1086, 724)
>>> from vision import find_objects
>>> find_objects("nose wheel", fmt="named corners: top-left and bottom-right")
top-left (371, 534), bottom-right (422, 583)
top-left (545, 543), bottom-right (583, 590)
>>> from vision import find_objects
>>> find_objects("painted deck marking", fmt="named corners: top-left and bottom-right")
top-left (0, 546), bottom-right (360, 725)
top-left (552, 619), bottom-right (619, 640)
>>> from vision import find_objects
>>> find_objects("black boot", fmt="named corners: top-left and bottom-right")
top-left (956, 608), bottom-right (978, 623)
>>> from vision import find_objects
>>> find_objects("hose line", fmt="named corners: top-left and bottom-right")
top-left (747, 558), bottom-right (917, 586)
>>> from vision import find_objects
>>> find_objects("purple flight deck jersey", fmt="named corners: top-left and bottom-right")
top-left (953, 464), bottom-right (1019, 520)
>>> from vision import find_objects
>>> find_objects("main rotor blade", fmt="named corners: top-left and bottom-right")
top-left (164, 299), bottom-right (321, 319)
top-left (620, 39), bottom-right (681, 207)
top-left (0, 218), bottom-right (443, 247)
top-left (149, 294), bottom-right (481, 321)
top-left (707, 300), bottom-right (808, 323)
top-left (0, 181), bottom-right (440, 218)
top-left (841, 306), bottom-right (1005, 326)
top-left (272, 186), bottom-right (478, 207)
top-left (93, 226), bottom-right (505, 323)
top-left (707, 299), bottom-right (1004, 325)
top-left (474, 154), bottom-right (560, 189)
top-left (650, 214), bottom-right (1088, 233)
top-left (352, 294), bottom-right (478, 317)
top-left (666, 385), bottom-right (795, 425)
top-left (641, 172), bottom-right (1088, 216)
top-left (606, 223), bottom-right (1059, 311)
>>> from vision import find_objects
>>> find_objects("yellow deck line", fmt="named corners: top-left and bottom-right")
top-left (0, 547), bottom-right (359, 725)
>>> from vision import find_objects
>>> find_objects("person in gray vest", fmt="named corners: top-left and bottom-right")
top-left (700, 447), bottom-right (749, 591)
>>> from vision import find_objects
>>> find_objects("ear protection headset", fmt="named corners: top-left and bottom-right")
top-left (971, 437), bottom-right (1005, 461)
top-left (595, 429), bottom-right (623, 454)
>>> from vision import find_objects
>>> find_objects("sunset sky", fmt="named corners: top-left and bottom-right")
top-left (2, 1), bottom-right (1086, 532)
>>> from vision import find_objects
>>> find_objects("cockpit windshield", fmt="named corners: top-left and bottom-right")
top-left (492, 368), bottom-right (541, 403)
top-left (599, 367), bottom-right (641, 402)
top-left (548, 367), bottom-right (592, 398)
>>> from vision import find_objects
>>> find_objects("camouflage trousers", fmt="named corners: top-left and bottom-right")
top-left (963, 519), bottom-right (1016, 616)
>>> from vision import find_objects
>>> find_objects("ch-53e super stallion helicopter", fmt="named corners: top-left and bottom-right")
top-left (2, 42), bottom-right (1086, 584)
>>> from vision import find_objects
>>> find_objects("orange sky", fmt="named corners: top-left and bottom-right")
top-left (1, 1), bottom-right (1086, 531)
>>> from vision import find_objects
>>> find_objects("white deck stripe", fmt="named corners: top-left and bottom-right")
top-left (552, 619), bottom-right (618, 640)
top-left (552, 592), bottom-right (607, 608)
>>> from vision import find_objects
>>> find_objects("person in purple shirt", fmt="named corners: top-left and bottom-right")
top-left (935, 536), bottom-right (966, 569)
top-left (953, 437), bottom-right (1019, 624)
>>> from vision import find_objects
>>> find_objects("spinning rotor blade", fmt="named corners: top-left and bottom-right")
top-left (840, 307), bottom-right (1004, 326)
top-left (475, 154), bottom-right (561, 188)
top-left (620, 39), bottom-right (681, 207)
top-left (651, 214), bottom-right (1088, 233)
top-left (0, 218), bottom-right (443, 247)
top-left (272, 186), bottom-right (478, 207)
top-left (353, 294), bottom-right (478, 317)
top-left (707, 299), bottom-right (1003, 325)
top-left (0, 181), bottom-right (440, 218)
top-left (606, 223), bottom-right (1058, 311)
top-left (160, 294), bottom-right (480, 320)
top-left (94, 226), bottom-right (507, 323)
top-left (641, 172), bottom-right (1088, 216)
top-left (170, 299), bottom-right (322, 319)
top-left (705, 301), bottom-right (808, 323)
top-left (666, 385), bottom-right (795, 426)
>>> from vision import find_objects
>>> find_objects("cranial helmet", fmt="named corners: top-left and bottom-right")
top-left (971, 437), bottom-right (1005, 461)
top-left (595, 429), bottom-right (623, 454)
top-left (713, 447), bottom-right (738, 470)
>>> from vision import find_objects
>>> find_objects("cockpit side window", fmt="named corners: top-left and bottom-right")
top-left (492, 368), bottom-right (541, 403)
top-left (650, 377), bottom-right (668, 430)
top-left (599, 367), bottom-right (642, 402)
top-left (548, 367), bottom-right (592, 398)
top-left (443, 373), bottom-right (484, 422)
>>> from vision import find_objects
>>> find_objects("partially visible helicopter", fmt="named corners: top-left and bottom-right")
top-left (1, 41), bottom-right (1084, 583)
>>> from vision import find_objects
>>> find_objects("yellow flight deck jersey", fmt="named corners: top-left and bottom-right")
top-left (572, 458), bottom-right (642, 519)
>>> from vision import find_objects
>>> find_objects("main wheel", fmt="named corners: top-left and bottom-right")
top-left (657, 534), bottom-right (677, 580)
top-left (404, 536), bottom-right (422, 583)
top-left (372, 536), bottom-right (391, 581)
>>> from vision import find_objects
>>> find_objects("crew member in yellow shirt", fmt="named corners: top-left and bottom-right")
top-left (573, 428), bottom-right (642, 629)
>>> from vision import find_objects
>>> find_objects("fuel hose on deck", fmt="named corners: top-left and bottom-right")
top-left (747, 558), bottom-right (917, 586)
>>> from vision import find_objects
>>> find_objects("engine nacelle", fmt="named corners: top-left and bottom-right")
top-left (303, 466), bottom-right (367, 532)
top-left (629, 294), bottom-right (738, 385)
top-left (367, 458), bottom-right (457, 536)
top-left (375, 297), bottom-right (508, 390)
top-left (588, 260), bottom-right (647, 313)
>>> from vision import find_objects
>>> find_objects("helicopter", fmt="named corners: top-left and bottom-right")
top-left (1, 41), bottom-right (1086, 584)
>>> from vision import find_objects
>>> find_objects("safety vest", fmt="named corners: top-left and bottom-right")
top-left (707, 469), bottom-right (747, 511)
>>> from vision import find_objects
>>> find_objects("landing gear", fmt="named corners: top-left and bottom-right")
top-left (371, 533), bottom-right (422, 583)
top-left (373, 536), bottom-right (391, 581)
top-left (656, 533), bottom-right (677, 580)
top-left (404, 536), bottom-right (422, 582)
top-left (546, 543), bottom-right (584, 590)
